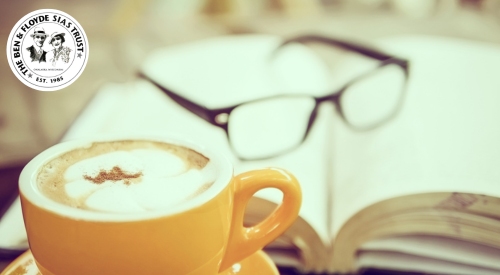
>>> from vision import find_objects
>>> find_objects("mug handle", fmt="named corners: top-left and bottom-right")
top-left (219, 168), bottom-right (302, 272)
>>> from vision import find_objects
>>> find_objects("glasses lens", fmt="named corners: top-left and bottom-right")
top-left (228, 96), bottom-right (316, 159)
top-left (340, 64), bottom-right (406, 129)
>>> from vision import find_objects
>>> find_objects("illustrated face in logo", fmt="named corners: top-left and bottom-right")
top-left (34, 34), bottom-right (46, 47)
top-left (32, 27), bottom-right (47, 48)
top-left (50, 34), bottom-right (64, 48)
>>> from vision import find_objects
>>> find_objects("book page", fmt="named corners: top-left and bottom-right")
top-left (0, 197), bottom-right (27, 249)
top-left (360, 235), bottom-right (500, 270)
top-left (331, 35), bottom-right (500, 238)
top-left (357, 251), bottom-right (500, 275)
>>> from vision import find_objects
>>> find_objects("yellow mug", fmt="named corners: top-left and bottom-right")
top-left (19, 136), bottom-right (302, 275)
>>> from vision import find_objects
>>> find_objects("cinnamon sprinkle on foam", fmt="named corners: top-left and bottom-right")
top-left (83, 166), bottom-right (142, 185)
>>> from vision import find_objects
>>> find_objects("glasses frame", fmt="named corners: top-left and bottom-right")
top-left (139, 35), bottom-right (410, 160)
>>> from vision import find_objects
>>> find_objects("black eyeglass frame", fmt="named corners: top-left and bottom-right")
top-left (139, 35), bottom-right (410, 160)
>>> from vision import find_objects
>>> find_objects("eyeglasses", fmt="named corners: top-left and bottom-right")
top-left (140, 35), bottom-right (409, 160)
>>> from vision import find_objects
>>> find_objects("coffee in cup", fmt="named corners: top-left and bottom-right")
top-left (36, 140), bottom-right (215, 213)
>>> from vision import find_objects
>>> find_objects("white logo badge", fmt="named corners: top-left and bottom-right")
top-left (6, 9), bottom-right (89, 91)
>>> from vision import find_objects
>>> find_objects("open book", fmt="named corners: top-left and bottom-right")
top-left (4, 34), bottom-right (500, 274)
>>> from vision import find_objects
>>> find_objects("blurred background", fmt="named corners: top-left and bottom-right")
top-left (1, 0), bottom-right (500, 273)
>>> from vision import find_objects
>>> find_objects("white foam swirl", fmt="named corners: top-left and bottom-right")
top-left (63, 149), bottom-right (213, 213)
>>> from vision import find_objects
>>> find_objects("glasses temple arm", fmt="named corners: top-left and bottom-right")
top-left (138, 72), bottom-right (215, 124)
top-left (273, 35), bottom-right (395, 61)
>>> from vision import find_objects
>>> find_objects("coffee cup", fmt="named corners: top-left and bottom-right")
top-left (19, 135), bottom-right (301, 275)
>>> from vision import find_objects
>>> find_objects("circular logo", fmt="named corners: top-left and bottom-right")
top-left (6, 9), bottom-right (89, 91)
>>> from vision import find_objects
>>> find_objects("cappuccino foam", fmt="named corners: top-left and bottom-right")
top-left (37, 140), bottom-right (216, 213)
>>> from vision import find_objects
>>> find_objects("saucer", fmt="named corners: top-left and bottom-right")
top-left (1, 250), bottom-right (279, 275)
